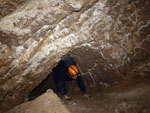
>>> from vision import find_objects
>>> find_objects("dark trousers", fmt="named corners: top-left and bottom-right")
top-left (53, 67), bottom-right (86, 95)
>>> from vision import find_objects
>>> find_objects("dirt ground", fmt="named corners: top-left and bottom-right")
top-left (60, 77), bottom-right (150, 113)
top-left (4, 77), bottom-right (150, 113)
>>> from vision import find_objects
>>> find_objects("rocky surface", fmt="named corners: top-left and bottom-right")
top-left (0, 0), bottom-right (150, 112)
top-left (0, 0), bottom-right (28, 19)
top-left (5, 89), bottom-right (70, 113)
top-left (64, 77), bottom-right (150, 113)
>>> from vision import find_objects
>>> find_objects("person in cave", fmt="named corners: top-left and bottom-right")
top-left (52, 55), bottom-right (91, 100)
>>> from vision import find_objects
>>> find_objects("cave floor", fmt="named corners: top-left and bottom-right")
top-left (60, 77), bottom-right (150, 113)
top-left (2, 77), bottom-right (150, 113)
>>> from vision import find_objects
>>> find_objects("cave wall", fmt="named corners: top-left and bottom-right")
top-left (0, 0), bottom-right (150, 111)
top-left (71, 0), bottom-right (150, 87)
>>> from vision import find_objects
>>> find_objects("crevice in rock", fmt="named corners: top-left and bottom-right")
top-left (28, 72), bottom-right (56, 101)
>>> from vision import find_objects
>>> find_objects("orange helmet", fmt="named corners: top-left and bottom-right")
top-left (68, 65), bottom-right (80, 79)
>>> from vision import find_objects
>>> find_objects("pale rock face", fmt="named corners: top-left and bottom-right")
top-left (63, 0), bottom-right (87, 11)
top-left (0, 0), bottom-right (150, 112)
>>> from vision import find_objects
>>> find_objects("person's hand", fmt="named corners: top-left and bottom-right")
top-left (83, 94), bottom-right (92, 98)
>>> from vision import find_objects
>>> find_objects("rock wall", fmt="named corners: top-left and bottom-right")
top-left (0, 0), bottom-right (150, 111)
top-left (71, 0), bottom-right (150, 87)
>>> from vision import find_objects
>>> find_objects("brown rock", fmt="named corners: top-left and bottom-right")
top-left (0, 0), bottom-right (149, 111)
top-left (6, 89), bottom-right (70, 113)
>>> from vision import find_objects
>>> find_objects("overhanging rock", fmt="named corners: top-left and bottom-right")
top-left (0, 0), bottom-right (149, 111)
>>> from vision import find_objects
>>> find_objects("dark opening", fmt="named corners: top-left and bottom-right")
top-left (28, 55), bottom-right (84, 101)
top-left (28, 72), bottom-right (56, 101)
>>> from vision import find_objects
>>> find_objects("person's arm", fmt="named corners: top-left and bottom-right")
top-left (76, 76), bottom-right (86, 94)
top-left (76, 76), bottom-right (92, 98)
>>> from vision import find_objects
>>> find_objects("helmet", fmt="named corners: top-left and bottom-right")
top-left (68, 65), bottom-right (80, 79)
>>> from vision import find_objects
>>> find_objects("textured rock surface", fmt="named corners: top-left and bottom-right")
top-left (0, 0), bottom-right (150, 112)
top-left (6, 89), bottom-right (70, 113)
top-left (0, 0), bottom-right (28, 19)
